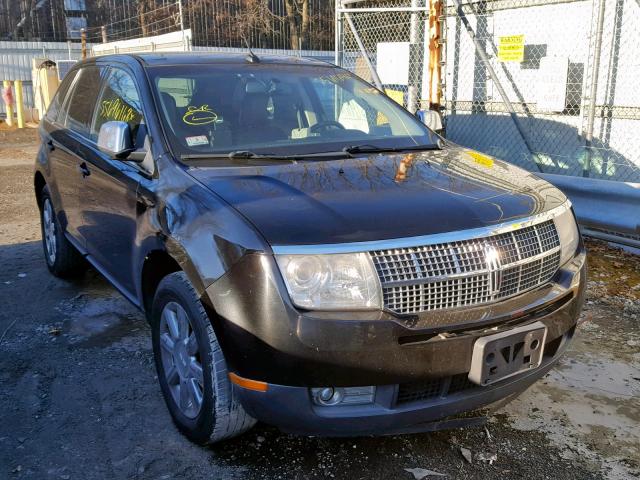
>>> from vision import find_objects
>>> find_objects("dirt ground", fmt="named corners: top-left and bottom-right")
top-left (0, 125), bottom-right (638, 480)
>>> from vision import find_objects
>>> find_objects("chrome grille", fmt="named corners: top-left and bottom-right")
top-left (370, 220), bottom-right (561, 314)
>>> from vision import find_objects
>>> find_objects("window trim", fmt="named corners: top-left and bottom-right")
top-left (62, 66), bottom-right (103, 138)
top-left (53, 68), bottom-right (81, 127)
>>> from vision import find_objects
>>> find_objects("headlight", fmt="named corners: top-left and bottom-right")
top-left (275, 253), bottom-right (382, 310)
top-left (554, 205), bottom-right (580, 266)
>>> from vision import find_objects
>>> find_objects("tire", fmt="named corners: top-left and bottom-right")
top-left (39, 185), bottom-right (86, 278)
top-left (151, 271), bottom-right (256, 444)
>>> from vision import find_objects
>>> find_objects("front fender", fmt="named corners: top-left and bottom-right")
top-left (133, 159), bottom-right (270, 304)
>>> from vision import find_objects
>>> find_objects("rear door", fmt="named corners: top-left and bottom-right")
top-left (58, 65), bottom-right (106, 247)
top-left (80, 66), bottom-right (148, 297)
top-left (43, 67), bottom-right (106, 246)
top-left (41, 69), bottom-right (80, 241)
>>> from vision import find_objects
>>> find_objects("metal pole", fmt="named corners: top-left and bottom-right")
top-left (335, 0), bottom-right (343, 66)
top-left (583, 0), bottom-right (606, 178)
top-left (101, 25), bottom-right (107, 43)
top-left (343, 12), bottom-right (383, 91)
top-left (178, 0), bottom-right (185, 31)
top-left (335, 0), bottom-right (343, 120)
top-left (452, 0), bottom-right (541, 172)
top-left (427, 0), bottom-right (443, 108)
top-left (178, 0), bottom-right (187, 51)
top-left (407, 0), bottom-right (422, 113)
top-left (50, 0), bottom-right (56, 41)
top-left (14, 80), bottom-right (24, 129)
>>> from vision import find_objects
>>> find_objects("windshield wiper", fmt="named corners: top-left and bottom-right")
top-left (181, 150), bottom-right (351, 162)
top-left (182, 150), bottom-right (294, 161)
top-left (181, 143), bottom-right (444, 162)
top-left (343, 142), bottom-right (443, 156)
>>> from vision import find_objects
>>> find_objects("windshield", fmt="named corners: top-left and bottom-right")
top-left (148, 63), bottom-right (438, 160)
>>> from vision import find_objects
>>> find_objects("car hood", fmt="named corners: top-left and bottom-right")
top-left (187, 146), bottom-right (566, 246)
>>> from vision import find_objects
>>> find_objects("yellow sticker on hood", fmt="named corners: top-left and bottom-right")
top-left (466, 150), bottom-right (494, 168)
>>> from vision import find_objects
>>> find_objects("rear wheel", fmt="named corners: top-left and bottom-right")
top-left (39, 186), bottom-right (85, 278)
top-left (151, 272), bottom-right (256, 444)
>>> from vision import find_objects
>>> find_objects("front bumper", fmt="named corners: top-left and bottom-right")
top-left (204, 248), bottom-right (585, 386)
top-left (234, 326), bottom-right (573, 436)
top-left (203, 246), bottom-right (585, 435)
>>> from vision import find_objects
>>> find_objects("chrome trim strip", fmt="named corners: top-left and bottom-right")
top-left (383, 270), bottom-right (490, 288)
top-left (271, 202), bottom-right (570, 255)
top-left (378, 245), bottom-right (561, 289)
top-left (511, 231), bottom-right (523, 291)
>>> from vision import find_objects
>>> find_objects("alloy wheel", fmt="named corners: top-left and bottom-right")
top-left (159, 301), bottom-right (204, 419)
top-left (42, 198), bottom-right (57, 265)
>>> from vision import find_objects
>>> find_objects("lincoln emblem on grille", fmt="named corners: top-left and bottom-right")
top-left (483, 244), bottom-right (503, 296)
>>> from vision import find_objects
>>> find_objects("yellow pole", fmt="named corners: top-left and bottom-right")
top-left (428, 0), bottom-right (443, 109)
top-left (81, 28), bottom-right (87, 59)
top-left (3, 80), bottom-right (14, 127)
top-left (14, 80), bottom-right (24, 128)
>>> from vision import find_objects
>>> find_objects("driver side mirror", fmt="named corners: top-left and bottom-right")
top-left (97, 121), bottom-right (135, 160)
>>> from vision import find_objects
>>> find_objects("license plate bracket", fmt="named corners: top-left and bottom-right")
top-left (468, 321), bottom-right (547, 386)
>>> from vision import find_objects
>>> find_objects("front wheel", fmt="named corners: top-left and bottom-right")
top-left (151, 272), bottom-right (256, 444)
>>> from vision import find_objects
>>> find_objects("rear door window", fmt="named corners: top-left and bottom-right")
top-left (64, 66), bottom-right (104, 138)
top-left (92, 68), bottom-right (145, 146)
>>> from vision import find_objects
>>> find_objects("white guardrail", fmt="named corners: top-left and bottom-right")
top-left (538, 173), bottom-right (640, 249)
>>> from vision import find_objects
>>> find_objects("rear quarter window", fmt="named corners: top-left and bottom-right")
top-left (44, 69), bottom-right (78, 124)
top-left (64, 66), bottom-right (104, 137)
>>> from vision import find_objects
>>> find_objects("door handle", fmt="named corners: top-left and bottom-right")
top-left (78, 162), bottom-right (91, 178)
top-left (46, 140), bottom-right (55, 152)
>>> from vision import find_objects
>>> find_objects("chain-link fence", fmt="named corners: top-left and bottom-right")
top-left (336, 0), bottom-right (640, 183)
top-left (336, 1), bottom-right (430, 115)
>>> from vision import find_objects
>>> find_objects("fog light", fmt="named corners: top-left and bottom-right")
top-left (318, 387), bottom-right (336, 403)
top-left (311, 386), bottom-right (375, 406)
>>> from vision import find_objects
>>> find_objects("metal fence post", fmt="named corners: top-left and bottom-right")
top-left (407, 0), bottom-right (425, 113)
top-left (178, 0), bottom-right (187, 51)
top-left (335, 0), bottom-right (343, 67)
top-left (583, 0), bottom-right (607, 178)
top-left (428, 0), bottom-right (443, 109)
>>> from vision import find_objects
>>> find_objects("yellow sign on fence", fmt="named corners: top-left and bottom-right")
top-left (498, 35), bottom-right (525, 62)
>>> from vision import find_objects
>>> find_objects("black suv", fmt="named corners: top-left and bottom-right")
top-left (35, 53), bottom-right (585, 444)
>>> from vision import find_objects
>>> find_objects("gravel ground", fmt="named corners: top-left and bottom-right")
top-left (1, 125), bottom-right (638, 480)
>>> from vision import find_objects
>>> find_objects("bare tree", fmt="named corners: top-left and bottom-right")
top-left (137, 0), bottom-right (154, 37)
top-left (236, 0), bottom-right (281, 46)
top-left (284, 0), bottom-right (309, 50)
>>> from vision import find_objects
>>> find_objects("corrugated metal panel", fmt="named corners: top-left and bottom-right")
top-left (92, 30), bottom-right (191, 56)
top-left (0, 41), bottom-right (93, 117)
